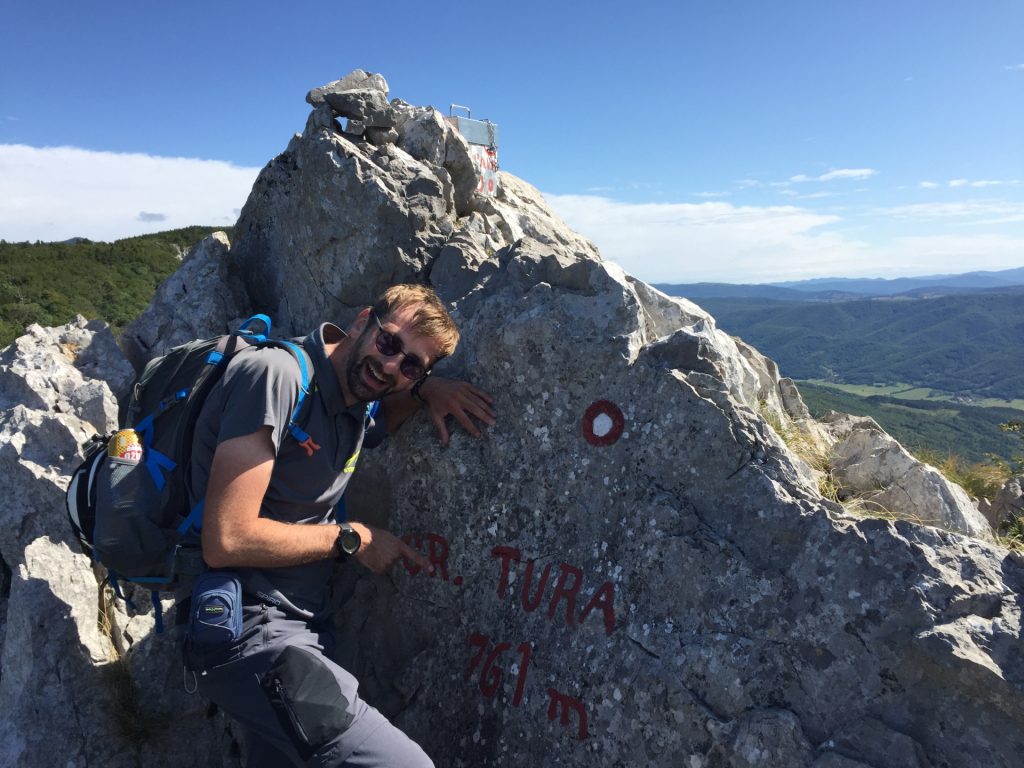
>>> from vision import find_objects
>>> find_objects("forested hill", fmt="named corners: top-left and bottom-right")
top-left (680, 291), bottom-right (1024, 401)
top-left (0, 226), bottom-right (232, 346)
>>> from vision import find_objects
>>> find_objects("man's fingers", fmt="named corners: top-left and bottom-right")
top-left (431, 410), bottom-right (450, 446)
top-left (465, 384), bottom-right (495, 405)
top-left (398, 538), bottom-right (432, 571)
top-left (464, 394), bottom-right (496, 424)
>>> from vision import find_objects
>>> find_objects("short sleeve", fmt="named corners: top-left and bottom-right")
top-left (217, 346), bottom-right (303, 453)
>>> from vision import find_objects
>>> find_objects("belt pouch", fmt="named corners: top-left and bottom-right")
top-left (189, 570), bottom-right (243, 647)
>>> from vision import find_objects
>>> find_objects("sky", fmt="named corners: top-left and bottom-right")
top-left (1, 1), bottom-right (1022, 284)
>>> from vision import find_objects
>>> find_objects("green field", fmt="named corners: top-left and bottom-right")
top-left (797, 381), bottom-right (1022, 464)
top-left (801, 379), bottom-right (1024, 412)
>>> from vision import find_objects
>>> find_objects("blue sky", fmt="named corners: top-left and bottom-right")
top-left (2, 0), bottom-right (1022, 283)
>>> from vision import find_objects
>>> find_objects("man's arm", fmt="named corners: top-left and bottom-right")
top-left (381, 376), bottom-right (496, 445)
top-left (201, 427), bottom-right (429, 574)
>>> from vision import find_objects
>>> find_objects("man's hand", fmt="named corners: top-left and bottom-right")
top-left (418, 376), bottom-right (496, 446)
top-left (348, 522), bottom-right (432, 575)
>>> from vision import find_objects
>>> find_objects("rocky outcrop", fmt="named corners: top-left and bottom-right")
top-left (0, 318), bottom-right (237, 767)
top-left (306, 69), bottom-right (389, 106)
top-left (979, 475), bottom-right (1024, 531)
top-left (821, 412), bottom-right (994, 540)
top-left (120, 231), bottom-right (249, 373)
top-left (1, 72), bottom-right (1020, 767)
top-left (0, 317), bottom-right (133, 432)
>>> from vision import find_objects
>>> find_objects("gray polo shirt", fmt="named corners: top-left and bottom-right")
top-left (188, 323), bottom-right (384, 618)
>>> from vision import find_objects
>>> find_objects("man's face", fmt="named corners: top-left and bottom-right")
top-left (344, 305), bottom-right (442, 403)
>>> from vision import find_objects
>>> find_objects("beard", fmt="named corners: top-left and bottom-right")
top-left (345, 327), bottom-right (400, 402)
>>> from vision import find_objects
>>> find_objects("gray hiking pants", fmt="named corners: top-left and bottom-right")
top-left (185, 602), bottom-right (433, 768)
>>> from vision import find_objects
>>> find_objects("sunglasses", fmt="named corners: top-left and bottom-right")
top-left (372, 313), bottom-right (428, 380)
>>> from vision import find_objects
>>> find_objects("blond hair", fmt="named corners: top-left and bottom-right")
top-left (372, 284), bottom-right (459, 359)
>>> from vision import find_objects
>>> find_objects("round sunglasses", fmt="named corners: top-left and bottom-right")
top-left (372, 313), bottom-right (428, 380)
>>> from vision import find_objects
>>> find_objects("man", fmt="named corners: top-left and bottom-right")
top-left (184, 284), bottom-right (495, 767)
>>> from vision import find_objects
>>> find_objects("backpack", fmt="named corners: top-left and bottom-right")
top-left (65, 314), bottom-right (319, 631)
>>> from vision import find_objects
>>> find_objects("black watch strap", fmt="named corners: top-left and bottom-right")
top-left (334, 522), bottom-right (361, 560)
top-left (410, 374), bottom-right (430, 403)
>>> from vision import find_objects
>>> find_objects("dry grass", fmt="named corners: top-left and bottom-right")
top-left (760, 401), bottom-right (899, 520)
top-left (913, 449), bottom-right (1009, 500)
top-left (998, 515), bottom-right (1024, 552)
top-left (95, 575), bottom-right (166, 747)
top-left (100, 657), bottom-right (166, 747)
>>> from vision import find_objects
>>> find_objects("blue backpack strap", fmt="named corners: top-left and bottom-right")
top-left (178, 498), bottom-right (204, 535)
top-left (237, 314), bottom-right (272, 343)
top-left (273, 340), bottom-right (319, 456)
top-left (133, 411), bottom-right (178, 490)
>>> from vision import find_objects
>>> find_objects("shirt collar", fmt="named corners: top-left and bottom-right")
top-left (304, 322), bottom-right (367, 418)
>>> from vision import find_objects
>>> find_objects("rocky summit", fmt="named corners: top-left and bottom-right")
top-left (1, 71), bottom-right (1022, 768)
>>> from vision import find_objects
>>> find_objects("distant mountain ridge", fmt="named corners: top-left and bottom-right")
top-left (656, 265), bottom-right (1024, 302)
top-left (671, 291), bottom-right (1024, 401)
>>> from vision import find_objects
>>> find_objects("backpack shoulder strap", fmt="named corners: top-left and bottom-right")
top-left (261, 339), bottom-right (319, 456)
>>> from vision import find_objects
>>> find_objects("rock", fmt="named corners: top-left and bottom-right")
top-left (393, 104), bottom-right (478, 216)
top-left (344, 119), bottom-right (366, 136)
top-left (306, 69), bottom-right (389, 105)
top-left (0, 326), bottom-right (239, 767)
top-left (706, 708), bottom-right (815, 767)
top-left (365, 126), bottom-right (399, 146)
top-left (818, 716), bottom-right (930, 767)
top-left (324, 89), bottom-right (395, 128)
top-left (0, 316), bottom-right (132, 433)
top-left (230, 121), bottom-right (457, 334)
top-left (822, 413), bottom-right (994, 539)
top-left (120, 232), bottom-right (249, 371)
top-left (304, 103), bottom-right (339, 136)
top-left (978, 475), bottom-right (1024, 531)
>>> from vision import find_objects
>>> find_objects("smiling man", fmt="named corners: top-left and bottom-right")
top-left (183, 284), bottom-right (495, 768)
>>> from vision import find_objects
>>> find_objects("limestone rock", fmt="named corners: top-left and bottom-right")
top-left (822, 413), bottom-right (993, 539)
top-left (0, 316), bottom-right (131, 433)
top-left (230, 121), bottom-right (458, 334)
top-left (0, 326), bottom-right (239, 767)
top-left (306, 69), bottom-right (389, 105)
top-left (978, 475), bottom-right (1024, 531)
top-left (365, 125), bottom-right (399, 146)
top-left (392, 104), bottom-right (478, 216)
top-left (305, 103), bottom-right (339, 135)
top-left (324, 89), bottom-right (395, 128)
top-left (120, 231), bottom-right (249, 371)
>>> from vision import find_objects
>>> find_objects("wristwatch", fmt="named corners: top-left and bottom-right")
top-left (334, 522), bottom-right (362, 560)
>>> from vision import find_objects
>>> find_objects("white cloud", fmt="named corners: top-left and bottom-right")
top-left (945, 178), bottom-right (1019, 188)
top-left (919, 181), bottom-right (939, 189)
top-left (0, 144), bottom-right (260, 242)
top-left (789, 168), bottom-right (877, 183)
top-left (878, 200), bottom-right (1024, 224)
top-left (694, 191), bottom-right (728, 198)
top-left (876, 234), bottom-right (1024, 274)
top-left (545, 193), bottom-right (1024, 283)
top-left (545, 193), bottom-right (867, 282)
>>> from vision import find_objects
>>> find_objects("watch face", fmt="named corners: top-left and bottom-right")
top-left (339, 527), bottom-right (361, 555)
